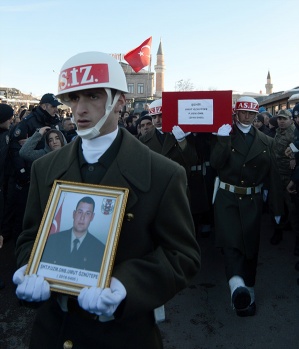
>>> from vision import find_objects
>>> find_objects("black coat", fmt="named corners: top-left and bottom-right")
top-left (139, 128), bottom-right (197, 178)
top-left (9, 107), bottom-right (60, 185)
top-left (0, 128), bottom-right (9, 186)
top-left (10, 106), bottom-right (60, 148)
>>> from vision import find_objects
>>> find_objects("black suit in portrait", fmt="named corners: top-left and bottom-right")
top-left (41, 228), bottom-right (105, 272)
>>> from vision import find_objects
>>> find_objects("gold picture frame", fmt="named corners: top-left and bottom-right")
top-left (26, 180), bottom-right (129, 296)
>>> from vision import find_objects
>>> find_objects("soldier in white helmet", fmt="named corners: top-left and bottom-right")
top-left (12, 52), bottom-right (200, 349)
top-left (210, 96), bottom-right (283, 317)
top-left (139, 98), bottom-right (198, 185)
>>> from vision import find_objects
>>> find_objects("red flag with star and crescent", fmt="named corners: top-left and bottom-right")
top-left (49, 196), bottom-right (65, 235)
top-left (124, 37), bottom-right (152, 73)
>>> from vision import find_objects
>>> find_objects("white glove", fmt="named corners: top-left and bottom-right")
top-left (78, 277), bottom-right (126, 317)
top-left (263, 189), bottom-right (268, 202)
top-left (172, 126), bottom-right (191, 142)
top-left (289, 143), bottom-right (299, 153)
top-left (217, 124), bottom-right (232, 136)
top-left (275, 216), bottom-right (281, 224)
top-left (13, 264), bottom-right (50, 302)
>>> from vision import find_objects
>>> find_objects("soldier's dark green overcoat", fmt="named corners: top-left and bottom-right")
top-left (210, 125), bottom-right (284, 259)
top-left (15, 128), bottom-right (200, 349)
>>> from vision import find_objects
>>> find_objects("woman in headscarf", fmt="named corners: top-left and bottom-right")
top-left (19, 127), bottom-right (66, 162)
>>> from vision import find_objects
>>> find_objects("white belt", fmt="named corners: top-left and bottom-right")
top-left (219, 181), bottom-right (263, 195)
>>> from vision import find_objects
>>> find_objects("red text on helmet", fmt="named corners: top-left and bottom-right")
top-left (59, 64), bottom-right (109, 92)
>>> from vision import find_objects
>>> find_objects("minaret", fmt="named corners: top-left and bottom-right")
top-left (265, 71), bottom-right (273, 94)
top-left (154, 39), bottom-right (165, 98)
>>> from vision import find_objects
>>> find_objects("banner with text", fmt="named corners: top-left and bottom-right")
top-left (162, 90), bottom-right (232, 132)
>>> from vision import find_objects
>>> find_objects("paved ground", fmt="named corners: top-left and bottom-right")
top-left (1, 212), bottom-right (298, 349)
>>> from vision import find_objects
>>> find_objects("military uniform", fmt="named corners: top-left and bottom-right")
top-left (15, 128), bottom-right (200, 349)
top-left (139, 127), bottom-right (197, 179)
top-left (187, 133), bottom-right (217, 234)
top-left (210, 125), bottom-right (283, 284)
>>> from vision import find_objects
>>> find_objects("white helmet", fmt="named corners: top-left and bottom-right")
top-left (56, 52), bottom-right (128, 140)
top-left (57, 51), bottom-right (128, 100)
top-left (235, 96), bottom-right (259, 113)
top-left (149, 99), bottom-right (162, 116)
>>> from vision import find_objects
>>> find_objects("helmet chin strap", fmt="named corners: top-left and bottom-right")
top-left (235, 114), bottom-right (252, 133)
top-left (236, 120), bottom-right (252, 133)
top-left (76, 89), bottom-right (121, 140)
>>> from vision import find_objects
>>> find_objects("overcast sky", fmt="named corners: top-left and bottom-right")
top-left (0, 0), bottom-right (298, 97)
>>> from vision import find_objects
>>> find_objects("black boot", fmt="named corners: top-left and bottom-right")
top-left (236, 302), bottom-right (256, 317)
top-left (270, 228), bottom-right (283, 245)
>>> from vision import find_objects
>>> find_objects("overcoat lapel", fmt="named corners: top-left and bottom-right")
top-left (245, 130), bottom-right (268, 163)
top-left (231, 130), bottom-right (248, 157)
top-left (231, 126), bottom-right (268, 163)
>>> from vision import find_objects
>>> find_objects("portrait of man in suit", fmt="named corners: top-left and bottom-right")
top-left (41, 196), bottom-right (105, 273)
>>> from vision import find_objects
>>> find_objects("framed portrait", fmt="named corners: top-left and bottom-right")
top-left (26, 180), bottom-right (129, 296)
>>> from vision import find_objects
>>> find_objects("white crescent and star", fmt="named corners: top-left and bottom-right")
top-left (138, 45), bottom-right (151, 57)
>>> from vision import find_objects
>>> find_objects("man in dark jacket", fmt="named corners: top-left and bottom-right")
top-left (0, 104), bottom-right (14, 289)
top-left (0, 104), bottom-right (13, 227)
top-left (12, 93), bottom-right (61, 140)
top-left (10, 93), bottom-right (62, 182)
top-left (13, 51), bottom-right (200, 349)
top-left (7, 94), bottom-right (62, 243)
top-left (210, 96), bottom-right (284, 317)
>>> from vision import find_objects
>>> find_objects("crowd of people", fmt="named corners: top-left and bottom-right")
top-left (0, 50), bottom-right (298, 348)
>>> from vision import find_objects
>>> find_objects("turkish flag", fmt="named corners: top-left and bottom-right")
top-left (124, 37), bottom-right (152, 73)
top-left (49, 197), bottom-right (64, 235)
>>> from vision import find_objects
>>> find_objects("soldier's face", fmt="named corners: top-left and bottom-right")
top-left (277, 117), bottom-right (292, 129)
top-left (67, 88), bottom-right (125, 137)
top-left (237, 110), bottom-right (256, 126)
top-left (73, 202), bottom-right (95, 235)
top-left (69, 89), bottom-right (107, 131)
